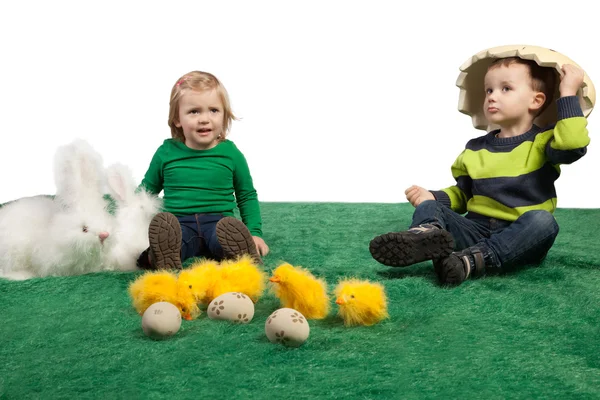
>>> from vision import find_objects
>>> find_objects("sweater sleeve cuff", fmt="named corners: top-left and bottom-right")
top-left (430, 190), bottom-right (451, 208)
top-left (249, 228), bottom-right (262, 238)
top-left (557, 96), bottom-right (584, 120)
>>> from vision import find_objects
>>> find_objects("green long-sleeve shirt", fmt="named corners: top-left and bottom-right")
top-left (431, 96), bottom-right (589, 221)
top-left (140, 139), bottom-right (262, 237)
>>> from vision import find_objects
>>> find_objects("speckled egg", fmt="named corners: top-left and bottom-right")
top-left (207, 292), bottom-right (255, 324)
top-left (141, 301), bottom-right (182, 340)
top-left (265, 308), bottom-right (310, 347)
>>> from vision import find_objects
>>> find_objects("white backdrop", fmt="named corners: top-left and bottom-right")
top-left (1, 0), bottom-right (598, 207)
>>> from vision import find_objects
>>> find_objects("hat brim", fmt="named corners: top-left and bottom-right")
top-left (456, 45), bottom-right (596, 131)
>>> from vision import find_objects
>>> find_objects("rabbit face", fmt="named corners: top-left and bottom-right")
top-left (54, 211), bottom-right (111, 248)
top-left (37, 206), bottom-right (115, 275)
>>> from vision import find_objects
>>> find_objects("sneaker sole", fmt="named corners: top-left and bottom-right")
top-left (216, 217), bottom-right (262, 265)
top-left (148, 212), bottom-right (182, 270)
top-left (369, 229), bottom-right (454, 267)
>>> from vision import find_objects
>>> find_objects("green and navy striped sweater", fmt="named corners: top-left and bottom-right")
top-left (431, 96), bottom-right (589, 221)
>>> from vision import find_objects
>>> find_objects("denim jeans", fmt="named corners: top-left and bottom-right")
top-left (178, 214), bottom-right (225, 262)
top-left (411, 200), bottom-right (559, 269)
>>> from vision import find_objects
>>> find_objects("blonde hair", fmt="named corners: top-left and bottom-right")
top-left (487, 57), bottom-right (557, 116)
top-left (168, 71), bottom-right (237, 142)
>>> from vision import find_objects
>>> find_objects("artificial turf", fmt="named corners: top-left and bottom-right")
top-left (1, 202), bottom-right (599, 399)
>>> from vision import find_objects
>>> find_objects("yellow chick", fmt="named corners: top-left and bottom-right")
top-left (184, 259), bottom-right (221, 305)
top-left (334, 279), bottom-right (389, 326)
top-left (215, 255), bottom-right (267, 303)
top-left (269, 263), bottom-right (329, 320)
top-left (128, 270), bottom-right (200, 321)
top-left (186, 256), bottom-right (267, 304)
top-left (177, 269), bottom-right (208, 309)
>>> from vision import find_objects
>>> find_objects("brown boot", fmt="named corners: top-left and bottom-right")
top-left (148, 212), bottom-right (183, 270)
top-left (369, 224), bottom-right (454, 267)
top-left (434, 247), bottom-right (486, 286)
top-left (216, 217), bottom-right (262, 264)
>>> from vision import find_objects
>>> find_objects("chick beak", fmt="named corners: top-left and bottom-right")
top-left (183, 315), bottom-right (192, 321)
top-left (269, 276), bottom-right (281, 283)
top-left (336, 297), bottom-right (346, 305)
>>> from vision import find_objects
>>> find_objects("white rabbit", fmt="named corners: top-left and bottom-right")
top-left (0, 139), bottom-right (114, 280)
top-left (103, 163), bottom-right (162, 271)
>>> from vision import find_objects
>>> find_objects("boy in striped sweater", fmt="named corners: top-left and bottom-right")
top-left (370, 57), bottom-right (589, 286)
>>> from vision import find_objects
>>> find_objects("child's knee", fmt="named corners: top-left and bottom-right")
top-left (521, 210), bottom-right (559, 237)
top-left (415, 199), bottom-right (438, 212)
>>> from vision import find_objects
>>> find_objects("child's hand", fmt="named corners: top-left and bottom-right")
top-left (559, 64), bottom-right (584, 97)
top-left (253, 236), bottom-right (270, 256)
top-left (405, 185), bottom-right (434, 207)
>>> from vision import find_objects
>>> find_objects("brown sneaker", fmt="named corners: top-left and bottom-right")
top-left (148, 212), bottom-right (182, 270)
top-left (369, 224), bottom-right (454, 267)
top-left (434, 247), bottom-right (485, 286)
top-left (216, 217), bottom-right (262, 264)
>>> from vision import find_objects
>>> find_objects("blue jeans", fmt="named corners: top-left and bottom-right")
top-left (411, 200), bottom-right (559, 269)
top-left (178, 214), bottom-right (225, 262)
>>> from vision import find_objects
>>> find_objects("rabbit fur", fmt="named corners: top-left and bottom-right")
top-left (103, 163), bottom-right (162, 272)
top-left (0, 140), bottom-right (114, 279)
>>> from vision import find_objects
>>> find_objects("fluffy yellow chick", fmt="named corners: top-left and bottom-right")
top-left (215, 255), bottom-right (267, 302)
top-left (334, 279), bottom-right (388, 326)
top-left (177, 269), bottom-right (208, 307)
top-left (186, 256), bottom-right (267, 304)
top-left (184, 259), bottom-right (221, 305)
top-left (128, 270), bottom-right (200, 320)
top-left (269, 263), bottom-right (329, 320)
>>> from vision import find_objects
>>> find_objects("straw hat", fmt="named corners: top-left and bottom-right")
top-left (456, 44), bottom-right (596, 131)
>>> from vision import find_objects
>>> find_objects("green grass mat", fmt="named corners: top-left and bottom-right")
top-left (1, 203), bottom-right (599, 399)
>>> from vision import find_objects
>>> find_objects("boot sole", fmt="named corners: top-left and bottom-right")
top-left (148, 212), bottom-right (182, 270)
top-left (216, 217), bottom-right (262, 265)
top-left (369, 229), bottom-right (454, 267)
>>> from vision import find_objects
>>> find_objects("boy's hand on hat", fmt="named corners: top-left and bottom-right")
top-left (559, 64), bottom-right (584, 97)
top-left (405, 185), bottom-right (434, 208)
top-left (253, 236), bottom-right (270, 256)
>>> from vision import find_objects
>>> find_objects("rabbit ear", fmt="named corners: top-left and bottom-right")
top-left (54, 139), bottom-right (106, 209)
top-left (105, 163), bottom-right (136, 204)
